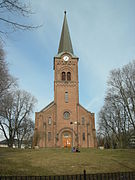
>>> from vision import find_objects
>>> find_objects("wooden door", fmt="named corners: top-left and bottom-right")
top-left (62, 132), bottom-right (72, 148)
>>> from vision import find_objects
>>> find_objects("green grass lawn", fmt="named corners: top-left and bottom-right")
top-left (0, 148), bottom-right (135, 176)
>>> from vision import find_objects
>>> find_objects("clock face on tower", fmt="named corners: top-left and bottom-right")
top-left (63, 55), bottom-right (69, 61)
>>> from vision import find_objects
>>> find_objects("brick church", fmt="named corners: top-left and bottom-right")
top-left (33, 12), bottom-right (97, 148)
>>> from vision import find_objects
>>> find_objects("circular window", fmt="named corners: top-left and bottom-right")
top-left (63, 111), bottom-right (70, 120)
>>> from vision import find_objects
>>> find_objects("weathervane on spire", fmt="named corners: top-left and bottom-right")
top-left (64, 11), bottom-right (66, 15)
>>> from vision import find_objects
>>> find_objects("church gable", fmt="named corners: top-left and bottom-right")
top-left (79, 104), bottom-right (95, 128)
top-left (34, 102), bottom-right (56, 147)
top-left (79, 104), bottom-right (94, 118)
top-left (40, 101), bottom-right (54, 113)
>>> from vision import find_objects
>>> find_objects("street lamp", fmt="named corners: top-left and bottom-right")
top-left (70, 121), bottom-right (77, 147)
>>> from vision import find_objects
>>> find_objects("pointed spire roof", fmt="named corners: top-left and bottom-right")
top-left (58, 11), bottom-right (74, 55)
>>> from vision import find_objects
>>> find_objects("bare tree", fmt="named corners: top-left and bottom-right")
top-left (0, 0), bottom-right (40, 40)
top-left (0, 44), bottom-right (16, 100)
top-left (0, 89), bottom-right (37, 147)
top-left (108, 61), bottom-right (135, 130)
top-left (16, 117), bottom-right (34, 148)
top-left (98, 60), bottom-right (135, 148)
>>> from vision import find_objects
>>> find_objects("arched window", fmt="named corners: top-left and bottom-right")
top-left (65, 92), bottom-right (68, 103)
top-left (62, 72), bottom-right (66, 81)
top-left (67, 72), bottom-right (71, 81)
top-left (48, 117), bottom-right (52, 125)
top-left (82, 117), bottom-right (85, 125)
top-left (48, 132), bottom-right (51, 141)
top-left (83, 132), bottom-right (85, 141)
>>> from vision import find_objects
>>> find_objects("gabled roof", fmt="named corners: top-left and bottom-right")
top-left (58, 11), bottom-right (74, 55)
top-left (40, 101), bottom-right (54, 112)
top-left (79, 103), bottom-right (94, 115)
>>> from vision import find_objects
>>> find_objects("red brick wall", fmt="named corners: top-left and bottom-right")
top-left (33, 53), bottom-right (97, 148)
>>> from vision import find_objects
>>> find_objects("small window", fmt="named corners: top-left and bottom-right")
top-left (83, 132), bottom-right (85, 141)
top-left (62, 72), bottom-right (66, 81)
top-left (65, 92), bottom-right (68, 103)
top-left (48, 117), bottom-right (52, 125)
top-left (82, 117), bottom-right (85, 125)
top-left (63, 111), bottom-right (70, 119)
top-left (48, 132), bottom-right (51, 141)
top-left (67, 72), bottom-right (71, 81)
top-left (43, 122), bottom-right (46, 128)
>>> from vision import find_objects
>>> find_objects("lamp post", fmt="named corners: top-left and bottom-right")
top-left (70, 121), bottom-right (77, 147)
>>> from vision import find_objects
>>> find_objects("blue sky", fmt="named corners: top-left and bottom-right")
top-left (4, 0), bottom-right (135, 127)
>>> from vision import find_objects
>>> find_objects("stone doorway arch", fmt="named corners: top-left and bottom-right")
top-left (57, 127), bottom-right (76, 147)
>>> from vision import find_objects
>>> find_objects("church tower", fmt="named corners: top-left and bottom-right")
top-left (33, 12), bottom-right (97, 148)
top-left (54, 12), bottom-right (80, 147)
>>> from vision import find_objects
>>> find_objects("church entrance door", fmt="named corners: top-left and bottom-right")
top-left (62, 132), bottom-right (72, 148)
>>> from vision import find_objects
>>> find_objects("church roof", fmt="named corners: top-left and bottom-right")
top-left (40, 101), bottom-right (54, 112)
top-left (58, 11), bottom-right (74, 55)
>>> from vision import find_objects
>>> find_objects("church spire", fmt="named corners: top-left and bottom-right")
top-left (58, 11), bottom-right (74, 55)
